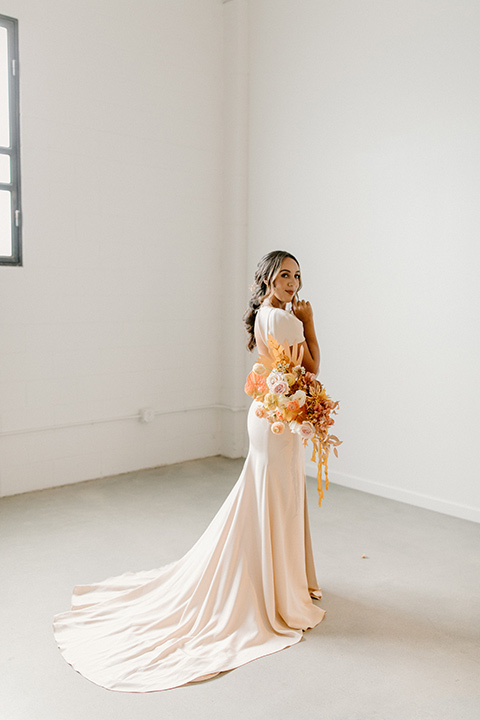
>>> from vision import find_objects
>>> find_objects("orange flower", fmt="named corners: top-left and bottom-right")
top-left (244, 371), bottom-right (268, 399)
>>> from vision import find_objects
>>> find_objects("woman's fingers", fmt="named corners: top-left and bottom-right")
top-left (293, 296), bottom-right (305, 309)
top-left (293, 298), bottom-right (313, 322)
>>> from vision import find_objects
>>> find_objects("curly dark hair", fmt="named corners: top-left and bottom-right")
top-left (243, 250), bottom-right (302, 351)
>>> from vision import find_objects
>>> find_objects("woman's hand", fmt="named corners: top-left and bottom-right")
top-left (292, 297), bottom-right (314, 325)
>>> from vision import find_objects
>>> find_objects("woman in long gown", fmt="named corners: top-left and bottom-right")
top-left (53, 250), bottom-right (325, 692)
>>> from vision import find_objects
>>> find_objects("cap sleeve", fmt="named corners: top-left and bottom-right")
top-left (267, 308), bottom-right (305, 347)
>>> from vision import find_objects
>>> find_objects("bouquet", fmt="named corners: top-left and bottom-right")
top-left (245, 335), bottom-right (341, 506)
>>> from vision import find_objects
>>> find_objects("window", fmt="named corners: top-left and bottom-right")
top-left (0, 14), bottom-right (21, 266)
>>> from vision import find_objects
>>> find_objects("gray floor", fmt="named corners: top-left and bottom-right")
top-left (1, 456), bottom-right (479, 720)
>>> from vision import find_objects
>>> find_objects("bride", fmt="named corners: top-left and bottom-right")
top-left (53, 250), bottom-right (325, 692)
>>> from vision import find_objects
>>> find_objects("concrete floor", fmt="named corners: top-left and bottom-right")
top-left (1, 455), bottom-right (479, 720)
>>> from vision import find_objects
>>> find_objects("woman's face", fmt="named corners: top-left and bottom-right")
top-left (269, 257), bottom-right (301, 308)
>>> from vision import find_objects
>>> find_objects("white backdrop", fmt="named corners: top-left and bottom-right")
top-left (247, 0), bottom-right (480, 521)
top-left (0, 0), bottom-right (226, 495)
top-left (1, 0), bottom-right (479, 522)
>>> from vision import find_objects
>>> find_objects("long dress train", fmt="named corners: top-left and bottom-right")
top-left (53, 306), bottom-right (325, 692)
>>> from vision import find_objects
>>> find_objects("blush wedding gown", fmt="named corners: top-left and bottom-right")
top-left (53, 306), bottom-right (325, 692)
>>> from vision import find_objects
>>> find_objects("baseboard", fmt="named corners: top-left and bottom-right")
top-left (305, 461), bottom-right (480, 524)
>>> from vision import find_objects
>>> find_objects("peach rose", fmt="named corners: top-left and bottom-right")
top-left (266, 372), bottom-right (283, 391)
top-left (298, 421), bottom-right (315, 440)
top-left (264, 393), bottom-right (278, 411)
top-left (289, 389), bottom-right (306, 407)
top-left (271, 421), bottom-right (285, 435)
top-left (272, 380), bottom-right (289, 395)
top-left (253, 363), bottom-right (267, 375)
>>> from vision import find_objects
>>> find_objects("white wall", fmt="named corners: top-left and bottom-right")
top-left (0, 0), bottom-right (226, 495)
top-left (248, 0), bottom-right (480, 522)
top-left (2, 0), bottom-right (479, 523)
top-left (220, 0), bottom-right (250, 458)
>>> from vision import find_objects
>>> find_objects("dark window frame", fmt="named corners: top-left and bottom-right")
top-left (0, 14), bottom-right (22, 266)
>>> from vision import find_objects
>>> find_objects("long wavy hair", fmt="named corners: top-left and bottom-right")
top-left (243, 250), bottom-right (302, 351)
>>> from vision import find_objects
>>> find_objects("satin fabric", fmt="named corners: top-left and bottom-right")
top-left (53, 310), bottom-right (325, 692)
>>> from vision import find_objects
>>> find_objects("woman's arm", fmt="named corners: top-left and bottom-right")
top-left (292, 298), bottom-right (320, 375)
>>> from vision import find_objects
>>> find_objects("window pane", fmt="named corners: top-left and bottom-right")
top-left (0, 17), bottom-right (20, 264)
top-left (0, 27), bottom-right (10, 148)
top-left (0, 189), bottom-right (12, 255)
top-left (0, 152), bottom-right (10, 182)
